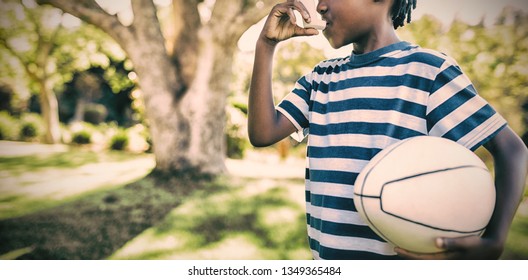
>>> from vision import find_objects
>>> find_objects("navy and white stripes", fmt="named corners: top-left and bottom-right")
top-left (276, 41), bottom-right (506, 259)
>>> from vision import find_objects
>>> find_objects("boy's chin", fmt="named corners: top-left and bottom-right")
top-left (324, 34), bottom-right (346, 49)
top-left (326, 39), bottom-right (344, 50)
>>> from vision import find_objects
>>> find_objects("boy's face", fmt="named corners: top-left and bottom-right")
top-left (319, 0), bottom-right (391, 49)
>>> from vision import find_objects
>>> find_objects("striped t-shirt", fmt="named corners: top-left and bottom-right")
top-left (276, 41), bottom-right (507, 260)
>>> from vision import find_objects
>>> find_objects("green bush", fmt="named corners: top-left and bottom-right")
top-left (0, 112), bottom-right (19, 141)
top-left (84, 104), bottom-right (108, 125)
top-left (226, 124), bottom-right (248, 159)
top-left (72, 130), bottom-right (92, 144)
top-left (19, 122), bottom-right (38, 139)
top-left (110, 131), bottom-right (128, 151)
top-left (19, 113), bottom-right (43, 140)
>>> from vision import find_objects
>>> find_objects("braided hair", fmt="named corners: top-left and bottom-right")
top-left (391, 0), bottom-right (417, 29)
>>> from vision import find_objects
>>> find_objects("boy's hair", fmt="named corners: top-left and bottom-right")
top-left (391, 0), bottom-right (417, 29)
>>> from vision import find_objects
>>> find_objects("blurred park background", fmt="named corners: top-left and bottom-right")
top-left (0, 0), bottom-right (527, 260)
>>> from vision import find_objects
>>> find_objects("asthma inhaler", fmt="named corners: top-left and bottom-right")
top-left (300, 0), bottom-right (326, 30)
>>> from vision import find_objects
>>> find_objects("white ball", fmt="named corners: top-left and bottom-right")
top-left (353, 136), bottom-right (495, 253)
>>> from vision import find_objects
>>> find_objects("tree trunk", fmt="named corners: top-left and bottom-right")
top-left (39, 79), bottom-right (61, 144)
top-left (120, 23), bottom-right (193, 172)
top-left (129, 25), bottom-right (233, 174)
top-left (71, 97), bottom-right (86, 124)
top-left (178, 26), bottom-right (231, 174)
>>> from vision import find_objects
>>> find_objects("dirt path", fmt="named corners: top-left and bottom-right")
top-left (0, 141), bottom-right (156, 201)
top-left (0, 141), bottom-right (69, 157)
top-left (0, 156), bottom-right (156, 199)
top-left (0, 141), bottom-right (305, 203)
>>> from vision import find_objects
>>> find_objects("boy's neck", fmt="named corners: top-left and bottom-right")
top-left (352, 25), bottom-right (401, 55)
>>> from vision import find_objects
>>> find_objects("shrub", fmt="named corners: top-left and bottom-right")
top-left (72, 130), bottom-right (92, 144)
top-left (84, 104), bottom-right (108, 125)
top-left (19, 113), bottom-right (43, 140)
top-left (0, 84), bottom-right (14, 113)
top-left (0, 112), bottom-right (19, 140)
top-left (225, 106), bottom-right (248, 159)
top-left (110, 131), bottom-right (129, 151)
top-left (19, 122), bottom-right (38, 139)
top-left (226, 124), bottom-right (248, 159)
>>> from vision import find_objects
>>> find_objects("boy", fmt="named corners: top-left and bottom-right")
top-left (248, 0), bottom-right (528, 259)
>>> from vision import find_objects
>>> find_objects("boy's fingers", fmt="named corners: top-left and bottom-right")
top-left (286, 0), bottom-right (310, 23)
top-left (294, 0), bottom-right (311, 22)
top-left (285, 7), bottom-right (297, 25)
top-left (295, 26), bottom-right (319, 36)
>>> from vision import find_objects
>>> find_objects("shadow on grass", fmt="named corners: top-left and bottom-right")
top-left (0, 170), bottom-right (221, 260)
top-left (111, 181), bottom-right (310, 260)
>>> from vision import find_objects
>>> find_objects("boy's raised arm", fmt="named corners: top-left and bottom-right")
top-left (248, 1), bottom-right (319, 147)
top-left (248, 39), bottom-right (295, 147)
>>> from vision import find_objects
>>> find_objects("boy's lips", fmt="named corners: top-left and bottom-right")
top-left (322, 17), bottom-right (331, 28)
top-left (323, 21), bottom-right (331, 32)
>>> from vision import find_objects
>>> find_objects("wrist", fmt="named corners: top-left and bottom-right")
top-left (481, 230), bottom-right (506, 257)
top-left (256, 35), bottom-right (279, 51)
top-left (483, 235), bottom-right (505, 259)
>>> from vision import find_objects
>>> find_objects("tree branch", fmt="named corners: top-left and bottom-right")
top-left (171, 0), bottom-right (201, 88)
top-left (36, 0), bottom-right (133, 47)
top-left (130, 0), bottom-right (160, 33)
top-left (237, 0), bottom-right (277, 29)
top-left (211, 0), bottom-right (275, 44)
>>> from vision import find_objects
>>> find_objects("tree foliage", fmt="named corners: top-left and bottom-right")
top-left (399, 9), bottom-right (528, 137)
top-left (0, 0), bottom-right (129, 143)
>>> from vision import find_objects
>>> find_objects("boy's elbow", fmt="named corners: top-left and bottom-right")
top-left (504, 131), bottom-right (528, 165)
top-left (248, 129), bottom-right (272, 148)
top-left (248, 134), bottom-right (273, 148)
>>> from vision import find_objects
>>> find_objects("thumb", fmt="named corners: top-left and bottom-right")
top-left (436, 235), bottom-right (481, 250)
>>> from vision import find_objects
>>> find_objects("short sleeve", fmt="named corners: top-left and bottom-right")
top-left (426, 59), bottom-right (507, 151)
top-left (276, 72), bottom-right (312, 142)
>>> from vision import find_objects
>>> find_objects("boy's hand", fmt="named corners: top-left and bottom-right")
top-left (260, 0), bottom-right (319, 45)
top-left (394, 236), bottom-right (503, 259)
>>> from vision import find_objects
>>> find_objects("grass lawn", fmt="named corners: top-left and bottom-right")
top-left (0, 145), bottom-right (155, 219)
top-left (0, 170), bottom-right (208, 259)
top-left (0, 142), bottom-right (526, 260)
top-left (108, 176), bottom-right (310, 260)
top-left (0, 143), bottom-right (311, 260)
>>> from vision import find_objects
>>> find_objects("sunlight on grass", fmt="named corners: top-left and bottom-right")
top-left (0, 152), bottom-right (99, 175)
top-left (0, 145), bottom-right (155, 220)
top-left (0, 246), bottom-right (35, 260)
top-left (109, 177), bottom-right (312, 260)
top-left (0, 148), bottom-right (148, 175)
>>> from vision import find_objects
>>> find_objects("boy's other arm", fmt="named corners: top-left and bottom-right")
top-left (396, 126), bottom-right (528, 259)
top-left (248, 1), bottom-right (318, 147)
top-left (438, 126), bottom-right (527, 259)
top-left (470, 126), bottom-right (527, 257)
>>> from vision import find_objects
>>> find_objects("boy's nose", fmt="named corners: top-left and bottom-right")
top-left (316, 1), bottom-right (327, 15)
